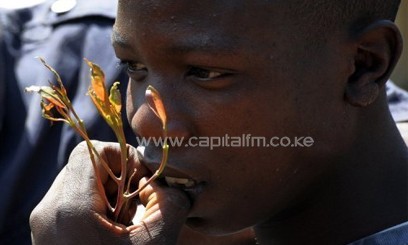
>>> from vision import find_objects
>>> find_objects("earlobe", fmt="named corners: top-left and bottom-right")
top-left (345, 20), bottom-right (403, 107)
top-left (345, 82), bottom-right (380, 107)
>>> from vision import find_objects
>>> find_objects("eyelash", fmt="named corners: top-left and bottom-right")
top-left (186, 67), bottom-right (224, 81)
top-left (117, 60), bottom-right (229, 82)
top-left (117, 60), bottom-right (147, 73)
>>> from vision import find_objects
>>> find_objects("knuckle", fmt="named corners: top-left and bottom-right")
top-left (72, 140), bottom-right (101, 154)
top-left (29, 205), bottom-right (42, 230)
top-left (71, 140), bottom-right (91, 156)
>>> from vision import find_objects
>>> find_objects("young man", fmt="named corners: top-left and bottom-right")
top-left (30, 0), bottom-right (408, 244)
top-left (1, 1), bottom-right (253, 244)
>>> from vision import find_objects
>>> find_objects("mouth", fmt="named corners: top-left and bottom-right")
top-left (164, 176), bottom-right (196, 188)
top-left (136, 145), bottom-right (205, 196)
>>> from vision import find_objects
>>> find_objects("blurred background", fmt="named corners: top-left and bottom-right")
top-left (392, 0), bottom-right (408, 90)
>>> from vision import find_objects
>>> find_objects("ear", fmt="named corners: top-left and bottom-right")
top-left (345, 20), bottom-right (403, 107)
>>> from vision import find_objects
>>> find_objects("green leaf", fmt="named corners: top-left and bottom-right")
top-left (109, 82), bottom-right (122, 114)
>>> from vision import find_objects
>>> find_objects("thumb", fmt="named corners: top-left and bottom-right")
top-left (128, 177), bottom-right (191, 244)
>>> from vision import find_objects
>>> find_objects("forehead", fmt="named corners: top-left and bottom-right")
top-left (114, 0), bottom-right (298, 56)
top-left (117, 0), bottom-right (277, 22)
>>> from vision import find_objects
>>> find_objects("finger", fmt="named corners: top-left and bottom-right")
top-left (98, 142), bottom-right (151, 196)
top-left (122, 144), bottom-right (152, 192)
top-left (80, 141), bottom-right (148, 212)
top-left (30, 167), bottom-right (68, 244)
top-left (30, 141), bottom-right (150, 244)
top-left (30, 144), bottom-right (110, 244)
top-left (30, 141), bottom-right (134, 228)
top-left (127, 177), bottom-right (191, 244)
top-left (91, 141), bottom-right (147, 181)
top-left (88, 141), bottom-right (152, 225)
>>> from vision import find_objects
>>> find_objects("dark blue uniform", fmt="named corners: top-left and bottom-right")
top-left (0, 1), bottom-right (135, 244)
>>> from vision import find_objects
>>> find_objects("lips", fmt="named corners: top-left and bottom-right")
top-left (136, 145), bottom-right (206, 216)
top-left (136, 145), bottom-right (203, 191)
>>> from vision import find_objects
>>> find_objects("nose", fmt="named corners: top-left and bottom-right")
top-left (127, 79), bottom-right (193, 144)
top-left (132, 104), bottom-right (192, 140)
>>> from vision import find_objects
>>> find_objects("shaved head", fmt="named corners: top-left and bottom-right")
top-left (291, 0), bottom-right (401, 34)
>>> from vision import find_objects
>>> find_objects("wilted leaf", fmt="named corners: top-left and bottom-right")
top-left (25, 85), bottom-right (66, 109)
top-left (39, 100), bottom-right (69, 124)
top-left (37, 57), bottom-right (67, 96)
top-left (145, 85), bottom-right (167, 128)
top-left (41, 100), bottom-right (55, 112)
top-left (85, 59), bottom-right (108, 104)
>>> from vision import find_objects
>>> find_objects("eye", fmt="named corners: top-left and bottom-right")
top-left (120, 61), bottom-right (147, 73)
top-left (118, 60), bottom-right (147, 81)
top-left (186, 66), bottom-right (236, 89)
top-left (186, 67), bottom-right (224, 81)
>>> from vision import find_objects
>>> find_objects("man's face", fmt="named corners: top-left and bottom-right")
top-left (114, 0), bottom-right (353, 235)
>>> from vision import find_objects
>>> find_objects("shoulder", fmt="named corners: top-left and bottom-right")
top-left (386, 81), bottom-right (408, 145)
top-left (46, 0), bottom-right (117, 25)
top-left (348, 221), bottom-right (408, 245)
top-left (387, 81), bottom-right (408, 123)
top-left (0, 0), bottom-right (118, 60)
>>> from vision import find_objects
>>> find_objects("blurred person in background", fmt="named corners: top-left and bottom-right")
top-left (0, 1), bottom-right (132, 243)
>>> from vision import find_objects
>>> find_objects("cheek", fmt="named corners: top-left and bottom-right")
top-left (196, 147), bottom-right (310, 234)
top-left (125, 79), bottom-right (145, 128)
top-left (291, 84), bottom-right (355, 158)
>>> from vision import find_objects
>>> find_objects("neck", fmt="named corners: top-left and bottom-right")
top-left (255, 109), bottom-right (408, 244)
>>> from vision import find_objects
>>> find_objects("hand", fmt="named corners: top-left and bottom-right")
top-left (30, 141), bottom-right (191, 245)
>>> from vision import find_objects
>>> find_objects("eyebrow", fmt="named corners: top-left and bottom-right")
top-left (112, 29), bottom-right (240, 56)
top-left (169, 37), bottom-right (239, 56)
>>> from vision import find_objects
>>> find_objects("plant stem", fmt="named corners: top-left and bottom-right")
top-left (125, 143), bottom-right (168, 200)
top-left (112, 131), bottom-right (127, 221)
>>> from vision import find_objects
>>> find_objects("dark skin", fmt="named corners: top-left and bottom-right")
top-left (30, 0), bottom-right (408, 244)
